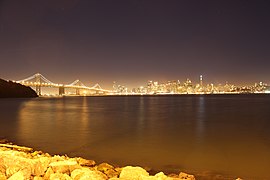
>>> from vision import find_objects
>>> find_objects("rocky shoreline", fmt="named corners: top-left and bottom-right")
top-left (0, 141), bottom-right (243, 180)
top-left (0, 142), bottom-right (196, 180)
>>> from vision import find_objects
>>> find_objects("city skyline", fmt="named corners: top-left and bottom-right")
top-left (1, 0), bottom-right (270, 88)
top-left (10, 72), bottom-right (270, 95)
top-left (7, 72), bottom-right (270, 89)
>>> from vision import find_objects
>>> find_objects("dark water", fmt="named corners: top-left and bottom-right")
top-left (1, 95), bottom-right (270, 179)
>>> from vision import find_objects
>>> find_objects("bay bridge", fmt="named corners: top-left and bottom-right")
top-left (15, 73), bottom-right (110, 96)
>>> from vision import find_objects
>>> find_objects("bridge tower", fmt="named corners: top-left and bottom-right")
top-left (35, 73), bottom-right (41, 96)
top-left (59, 86), bottom-right (65, 96)
top-left (75, 89), bottom-right (80, 95)
top-left (75, 80), bottom-right (84, 95)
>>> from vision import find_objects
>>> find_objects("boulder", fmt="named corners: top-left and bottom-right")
top-left (179, 172), bottom-right (195, 180)
top-left (104, 168), bottom-right (119, 178)
top-left (71, 168), bottom-right (107, 180)
top-left (71, 168), bottom-right (87, 179)
top-left (1, 150), bottom-right (33, 178)
top-left (97, 162), bottom-right (114, 173)
top-left (20, 167), bottom-right (32, 179)
top-left (44, 167), bottom-right (54, 180)
top-left (32, 157), bottom-right (51, 176)
top-left (49, 173), bottom-right (72, 180)
top-left (49, 160), bottom-right (80, 174)
top-left (96, 162), bottom-right (119, 178)
top-left (77, 158), bottom-right (96, 167)
top-left (7, 171), bottom-right (25, 180)
top-left (155, 172), bottom-right (168, 179)
top-left (5, 166), bottom-right (20, 178)
top-left (119, 166), bottom-right (149, 180)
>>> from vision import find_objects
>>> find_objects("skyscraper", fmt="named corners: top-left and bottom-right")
top-left (200, 75), bottom-right (203, 87)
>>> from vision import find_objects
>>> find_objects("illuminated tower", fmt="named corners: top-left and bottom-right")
top-left (200, 75), bottom-right (203, 87)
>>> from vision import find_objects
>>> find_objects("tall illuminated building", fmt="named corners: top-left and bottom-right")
top-left (200, 75), bottom-right (203, 87)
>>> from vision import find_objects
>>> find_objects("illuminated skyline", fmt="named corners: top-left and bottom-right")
top-left (0, 0), bottom-right (270, 88)
top-left (11, 72), bottom-right (269, 96)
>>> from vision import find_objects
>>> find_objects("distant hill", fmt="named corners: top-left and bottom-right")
top-left (0, 79), bottom-right (38, 98)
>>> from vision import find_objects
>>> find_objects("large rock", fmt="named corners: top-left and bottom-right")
top-left (32, 157), bottom-right (51, 176)
top-left (154, 172), bottom-right (168, 179)
top-left (5, 166), bottom-right (21, 178)
top-left (77, 158), bottom-right (96, 167)
top-left (104, 168), bottom-right (119, 178)
top-left (179, 172), bottom-right (195, 180)
top-left (97, 162), bottom-right (114, 172)
top-left (0, 144), bottom-right (198, 180)
top-left (44, 167), bottom-right (54, 180)
top-left (7, 171), bottom-right (25, 180)
top-left (71, 168), bottom-right (107, 180)
top-left (119, 166), bottom-right (149, 180)
top-left (20, 167), bottom-right (32, 179)
top-left (49, 172), bottom-right (72, 180)
top-left (0, 150), bottom-right (33, 178)
top-left (96, 162), bottom-right (119, 178)
top-left (49, 160), bottom-right (80, 174)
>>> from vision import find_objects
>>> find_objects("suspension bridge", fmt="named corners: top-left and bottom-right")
top-left (15, 73), bottom-right (110, 96)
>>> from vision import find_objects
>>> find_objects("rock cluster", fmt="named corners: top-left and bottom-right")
top-left (0, 145), bottom-right (196, 180)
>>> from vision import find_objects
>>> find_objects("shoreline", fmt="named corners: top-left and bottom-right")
top-left (0, 141), bottom-right (242, 180)
top-left (0, 142), bottom-right (195, 180)
top-left (38, 93), bottom-right (270, 98)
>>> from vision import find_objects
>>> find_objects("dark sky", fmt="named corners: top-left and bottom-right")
top-left (0, 0), bottom-right (270, 88)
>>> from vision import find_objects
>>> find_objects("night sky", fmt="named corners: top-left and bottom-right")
top-left (0, 0), bottom-right (270, 88)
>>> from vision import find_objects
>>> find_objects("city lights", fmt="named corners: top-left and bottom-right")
top-left (113, 76), bottom-right (269, 95)
top-left (16, 73), bottom-right (269, 96)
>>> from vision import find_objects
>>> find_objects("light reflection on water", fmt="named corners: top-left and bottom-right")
top-left (195, 96), bottom-right (205, 142)
top-left (1, 95), bottom-right (270, 179)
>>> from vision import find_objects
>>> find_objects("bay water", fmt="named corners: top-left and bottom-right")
top-left (1, 95), bottom-right (270, 179)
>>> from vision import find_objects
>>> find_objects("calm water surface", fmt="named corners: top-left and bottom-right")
top-left (1, 95), bottom-right (270, 179)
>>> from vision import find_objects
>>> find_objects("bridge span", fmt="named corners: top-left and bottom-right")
top-left (15, 73), bottom-right (110, 96)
